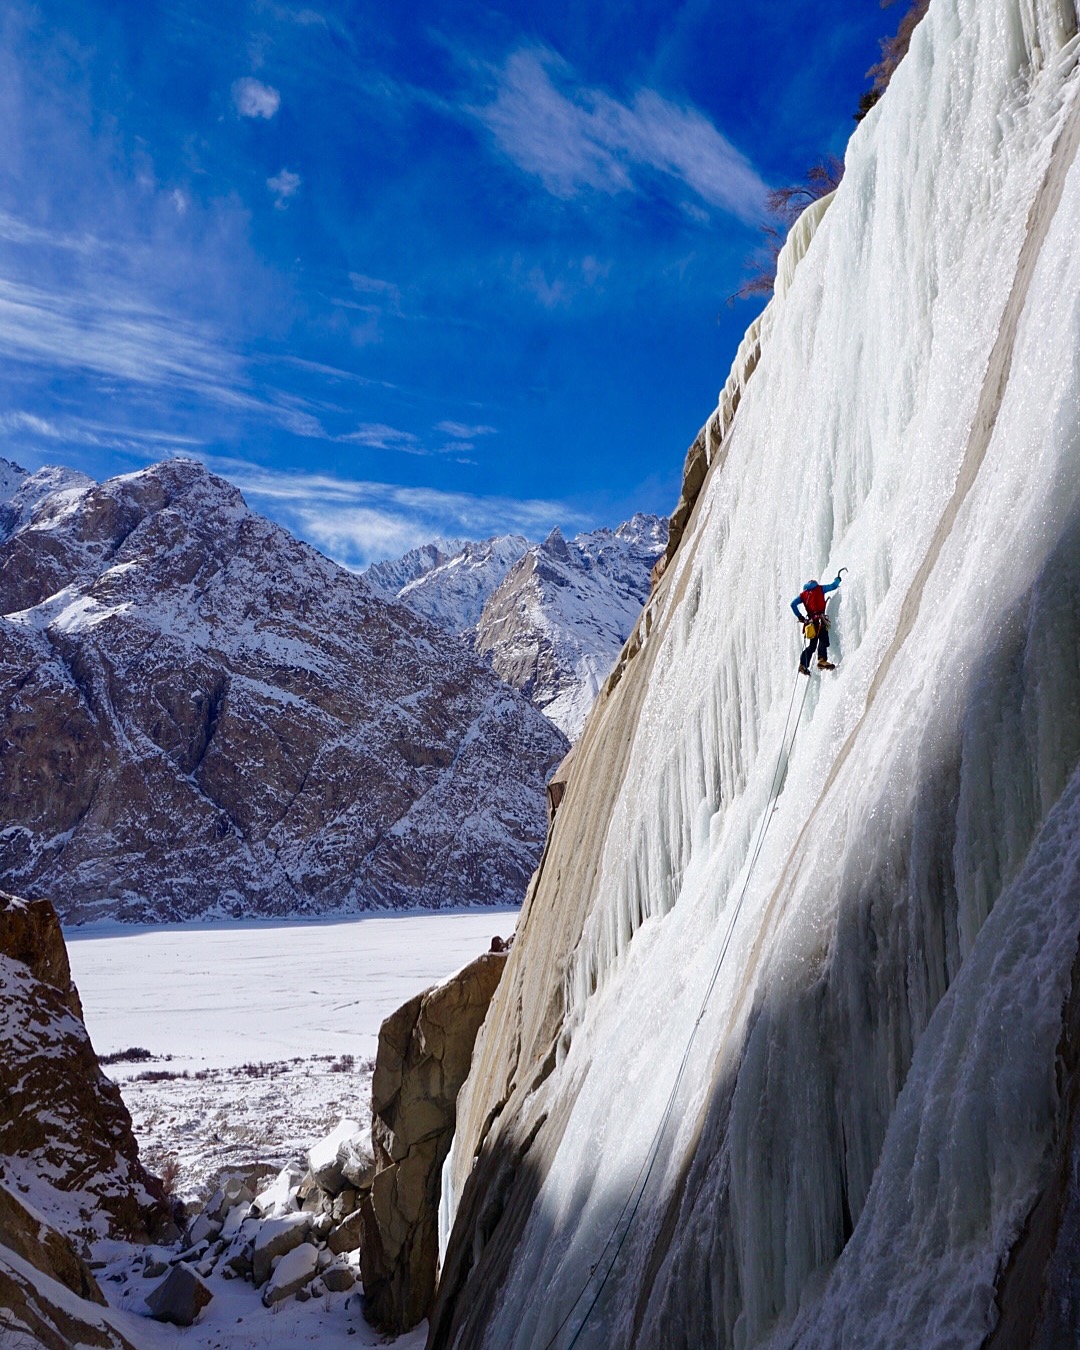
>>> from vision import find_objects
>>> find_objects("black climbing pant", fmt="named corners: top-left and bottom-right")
top-left (801, 617), bottom-right (830, 670)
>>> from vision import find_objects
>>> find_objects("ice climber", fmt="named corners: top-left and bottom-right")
top-left (791, 573), bottom-right (843, 675)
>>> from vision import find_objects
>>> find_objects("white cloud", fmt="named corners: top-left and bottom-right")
top-left (0, 273), bottom-right (336, 441)
top-left (196, 454), bottom-right (584, 567)
top-left (340, 422), bottom-right (421, 451)
top-left (349, 273), bottom-right (401, 303)
top-left (435, 421), bottom-right (497, 439)
top-left (468, 47), bottom-right (768, 223)
top-left (233, 77), bottom-right (281, 119)
top-left (0, 212), bottom-right (97, 255)
top-left (0, 411), bottom-right (67, 439)
top-left (267, 168), bottom-right (302, 209)
top-left (0, 411), bottom-right (206, 464)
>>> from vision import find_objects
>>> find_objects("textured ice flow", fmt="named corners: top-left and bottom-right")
top-left (438, 0), bottom-right (1080, 1346)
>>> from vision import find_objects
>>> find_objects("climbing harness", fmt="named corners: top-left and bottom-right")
top-left (543, 667), bottom-right (812, 1350)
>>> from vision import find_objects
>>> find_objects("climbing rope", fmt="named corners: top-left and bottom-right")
top-left (543, 665), bottom-right (812, 1350)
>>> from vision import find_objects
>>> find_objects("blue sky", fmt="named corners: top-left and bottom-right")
top-left (0, 1), bottom-right (888, 566)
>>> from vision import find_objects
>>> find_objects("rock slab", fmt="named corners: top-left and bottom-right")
top-left (360, 949), bottom-right (508, 1332)
top-left (146, 1264), bottom-right (213, 1327)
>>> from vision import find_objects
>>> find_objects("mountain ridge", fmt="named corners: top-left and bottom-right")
top-left (365, 513), bottom-right (667, 740)
top-left (0, 457), bottom-right (567, 924)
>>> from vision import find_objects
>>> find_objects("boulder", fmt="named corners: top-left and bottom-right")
top-left (307, 1118), bottom-right (362, 1195)
top-left (187, 1212), bottom-right (221, 1246)
top-left (360, 949), bottom-right (508, 1333)
top-left (262, 1242), bottom-right (318, 1306)
top-left (338, 1135), bottom-right (376, 1192)
top-left (252, 1214), bottom-right (310, 1286)
top-left (220, 1203), bottom-right (254, 1241)
top-left (224, 1243), bottom-right (253, 1278)
top-left (323, 1264), bottom-right (356, 1293)
top-left (331, 1187), bottom-right (359, 1222)
top-left (327, 1209), bottom-right (364, 1255)
top-left (145, 1264), bottom-right (213, 1327)
top-left (204, 1176), bottom-right (256, 1224)
top-left (252, 1162), bottom-right (305, 1218)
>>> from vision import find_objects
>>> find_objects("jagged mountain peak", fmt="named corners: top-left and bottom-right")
top-left (369, 532), bottom-right (532, 636)
top-left (369, 516), bottom-right (668, 741)
top-left (475, 515), bottom-right (668, 740)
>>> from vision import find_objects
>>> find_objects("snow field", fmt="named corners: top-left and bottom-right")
top-left (441, 0), bottom-right (1080, 1346)
top-left (68, 910), bottom-right (515, 1196)
top-left (55, 910), bottom-right (515, 1347)
top-left (68, 910), bottom-right (516, 1073)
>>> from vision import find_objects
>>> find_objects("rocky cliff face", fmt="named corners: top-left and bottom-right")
top-left (430, 2), bottom-right (1080, 1347)
top-left (0, 890), bottom-right (167, 1348)
top-left (0, 458), bottom-right (567, 922)
top-left (360, 948), bottom-right (508, 1333)
top-left (474, 515), bottom-right (667, 740)
top-left (0, 892), bottom-right (168, 1240)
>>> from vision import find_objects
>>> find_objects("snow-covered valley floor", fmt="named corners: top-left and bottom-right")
top-left (67, 909), bottom-right (517, 1200)
top-left (61, 909), bottom-right (516, 1349)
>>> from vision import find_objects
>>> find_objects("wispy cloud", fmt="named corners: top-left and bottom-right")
top-left (339, 422), bottom-right (420, 451)
top-left (0, 275), bottom-right (242, 391)
top-left (0, 269), bottom-right (338, 442)
top-left (0, 410), bottom-right (204, 449)
top-left (195, 453), bottom-right (583, 567)
top-left (0, 211), bottom-right (97, 255)
top-left (466, 47), bottom-right (768, 223)
top-left (267, 168), bottom-right (302, 208)
top-left (233, 77), bottom-right (281, 119)
top-left (436, 420), bottom-right (497, 439)
top-left (349, 273), bottom-right (402, 306)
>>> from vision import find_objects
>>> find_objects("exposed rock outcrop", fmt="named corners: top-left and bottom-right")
top-left (0, 1182), bottom-right (104, 1304)
top-left (474, 515), bottom-right (667, 740)
top-left (0, 1252), bottom-right (138, 1350)
top-left (360, 950), bottom-right (508, 1332)
top-left (0, 892), bottom-right (167, 1240)
top-left (0, 890), bottom-right (166, 1349)
top-left (0, 458), bottom-right (567, 922)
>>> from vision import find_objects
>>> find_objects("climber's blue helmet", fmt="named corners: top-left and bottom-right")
top-left (803, 579), bottom-right (818, 590)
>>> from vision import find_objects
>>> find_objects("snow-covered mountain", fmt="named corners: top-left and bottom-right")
top-left (474, 514), bottom-right (667, 740)
top-left (431, 2), bottom-right (1080, 1347)
top-left (363, 537), bottom-right (467, 601)
top-left (0, 458), bottom-right (567, 923)
top-left (367, 515), bottom-right (667, 741)
top-left (395, 534), bottom-right (530, 635)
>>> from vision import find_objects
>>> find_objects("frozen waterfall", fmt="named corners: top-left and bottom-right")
top-left (433, 0), bottom-right (1080, 1346)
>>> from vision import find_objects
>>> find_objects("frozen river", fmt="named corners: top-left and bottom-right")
top-left (64, 909), bottom-right (518, 1197)
top-left (66, 908), bottom-right (517, 1073)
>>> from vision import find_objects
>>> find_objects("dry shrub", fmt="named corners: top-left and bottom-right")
top-left (158, 1154), bottom-right (182, 1200)
top-left (732, 157), bottom-right (845, 302)
top-left (856, 0), bottom-right (933, 121)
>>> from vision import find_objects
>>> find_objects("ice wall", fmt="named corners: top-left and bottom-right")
top-left (431, 0), bottom-right (1080, 1346)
